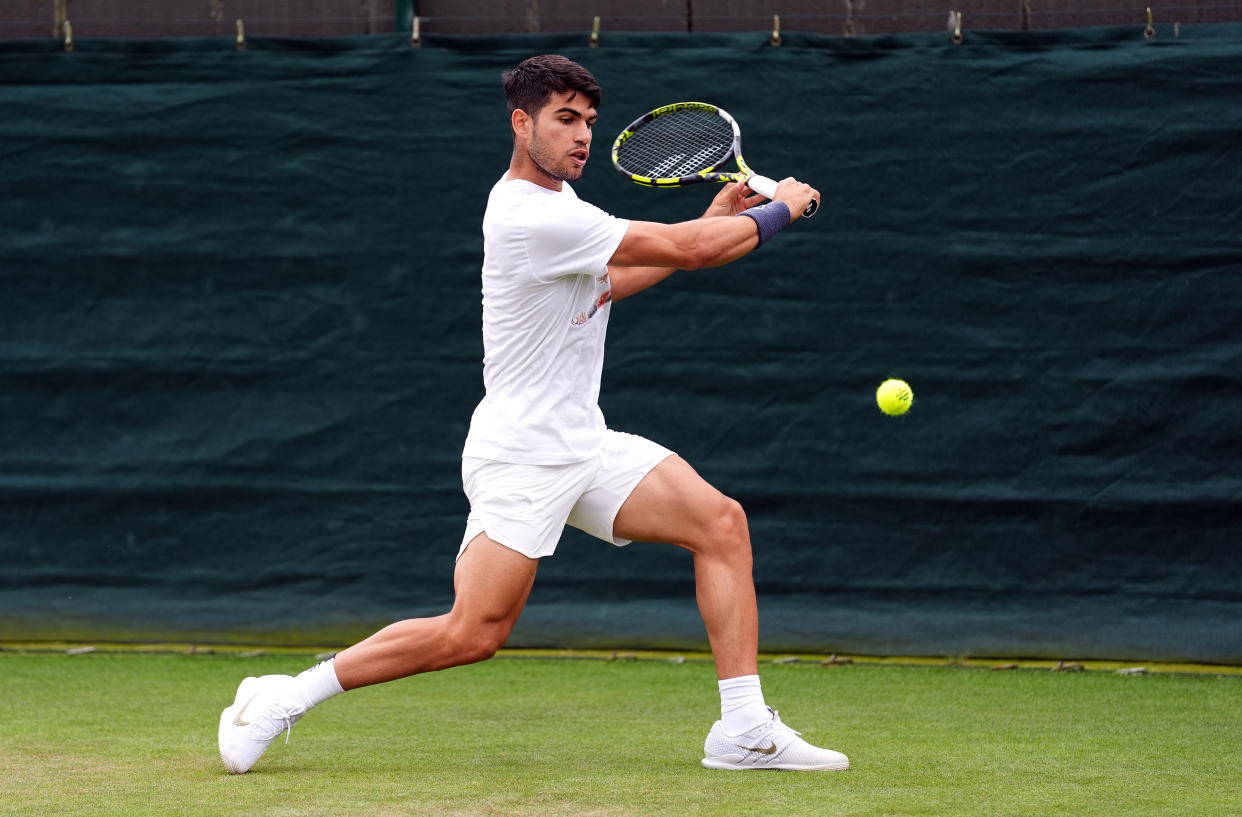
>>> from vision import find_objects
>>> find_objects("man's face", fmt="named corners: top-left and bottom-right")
top-left (523, 90), bottom-right (597, 184)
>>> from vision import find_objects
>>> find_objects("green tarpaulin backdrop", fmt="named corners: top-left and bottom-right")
top-left (2, 26), bottom-right (1240, 662)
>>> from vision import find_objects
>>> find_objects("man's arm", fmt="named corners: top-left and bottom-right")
top-left (607, 178), bottom-right (817, 303)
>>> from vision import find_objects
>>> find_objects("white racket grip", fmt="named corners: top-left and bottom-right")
top-left (745, 173), bottom-right (818, 218)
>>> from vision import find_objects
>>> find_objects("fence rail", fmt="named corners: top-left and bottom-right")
top-left (3, 1), bottom-right (1241, 40)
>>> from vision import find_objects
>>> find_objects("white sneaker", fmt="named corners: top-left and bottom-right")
top-left (218, 674), bottom-right (306, 774)
top-left (702, 708), bottom-right (849, 771)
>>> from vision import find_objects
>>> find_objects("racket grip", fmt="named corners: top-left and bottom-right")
top-left (746, 174), bottom-right (818, 218)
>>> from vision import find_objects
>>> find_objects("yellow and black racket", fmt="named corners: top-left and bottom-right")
top-left (611, 101), bottom-right (818, 217)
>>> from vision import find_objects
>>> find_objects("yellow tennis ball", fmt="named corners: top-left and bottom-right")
top-left (876, 378), bottom-right (913, 416)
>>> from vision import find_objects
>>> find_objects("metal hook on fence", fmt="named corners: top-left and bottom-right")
top-left (235, 19), bottom-right (246, 50)
top-left (1144, 7), bottom-right (1156, 40)
top-left (770, 14), bottom-right (782, 47)
top-left (589, 16), bottom-right (600, 47)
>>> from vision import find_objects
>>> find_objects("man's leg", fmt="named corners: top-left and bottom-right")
top-left (612, 454), bottom-right (849, 771)
top-left (219, 534), bottom-right (538, 773)
top-left (612, 454), bottom-right (757, 681)
top-left (334, 534), bottom-right (539, 688)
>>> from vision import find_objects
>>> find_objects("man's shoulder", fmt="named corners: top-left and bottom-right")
top-left (488, 180), bottom-right (601, 230)
top-left (489, 174), bottom-right (579, 202)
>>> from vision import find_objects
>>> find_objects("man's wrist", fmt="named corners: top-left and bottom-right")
top-left (738, 201), bottom-right (791, 246)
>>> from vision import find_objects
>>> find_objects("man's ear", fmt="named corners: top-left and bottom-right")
top-left (511, 108), bottom-right (532, 139)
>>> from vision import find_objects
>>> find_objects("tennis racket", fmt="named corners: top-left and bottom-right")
top-left (611, 101), bottom-right (818, 218)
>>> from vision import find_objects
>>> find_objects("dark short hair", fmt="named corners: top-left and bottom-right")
top-left (502, 54), bottom-right (601, 116)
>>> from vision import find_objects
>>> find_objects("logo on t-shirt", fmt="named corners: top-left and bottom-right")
top-left (570, 274), bottom-right (613, 326)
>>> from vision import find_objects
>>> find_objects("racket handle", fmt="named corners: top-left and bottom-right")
top-left (746, 174), bottom-right (818, 218)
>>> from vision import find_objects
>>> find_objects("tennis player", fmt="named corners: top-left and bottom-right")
top-left (219, 54), bottom-right (847, 774)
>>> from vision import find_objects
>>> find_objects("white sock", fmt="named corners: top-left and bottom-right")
top-left (718, 674), bottom-right (771, 735)
top-left (287, 656), bottom-right (345, 710)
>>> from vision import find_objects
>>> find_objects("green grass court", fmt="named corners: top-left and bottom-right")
top-left (2, 647), bottom-right (1239, 817)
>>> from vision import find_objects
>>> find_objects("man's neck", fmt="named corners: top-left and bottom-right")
top-left (509, 151), bottom-right (564, 191)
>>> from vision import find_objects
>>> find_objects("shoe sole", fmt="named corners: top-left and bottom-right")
top-left (218, 676), bottom-right (259, 774)
top-left (702, 757), bottom-right (850, 771)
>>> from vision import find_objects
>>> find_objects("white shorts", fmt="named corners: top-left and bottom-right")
top-left (458, 430), bottom-right (674, 560)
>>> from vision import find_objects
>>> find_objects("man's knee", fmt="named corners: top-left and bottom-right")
top-left (719, 495), bottom-right (749, 539)
top-left (444, 616), bottom-right (514, 665)
top-left (697, 495), bottom-right (752, 559)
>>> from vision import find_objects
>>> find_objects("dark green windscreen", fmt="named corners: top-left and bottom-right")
top-left (1, 27), bottom-right (1239, 662)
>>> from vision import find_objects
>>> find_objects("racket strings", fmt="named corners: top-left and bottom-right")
top-left (616, 110), bottom-right (734, 178)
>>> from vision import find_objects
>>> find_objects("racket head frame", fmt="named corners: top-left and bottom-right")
top-left (611, 101), bottom-right (757, 188)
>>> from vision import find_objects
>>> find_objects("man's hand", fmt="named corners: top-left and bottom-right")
top-left (772, 177), bottom-right (820, 221)
top-left (701, 181), bottom-right (765, 218)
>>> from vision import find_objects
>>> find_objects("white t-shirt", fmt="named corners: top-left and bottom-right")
top-left (462, 173), bottom-right (631, 464)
